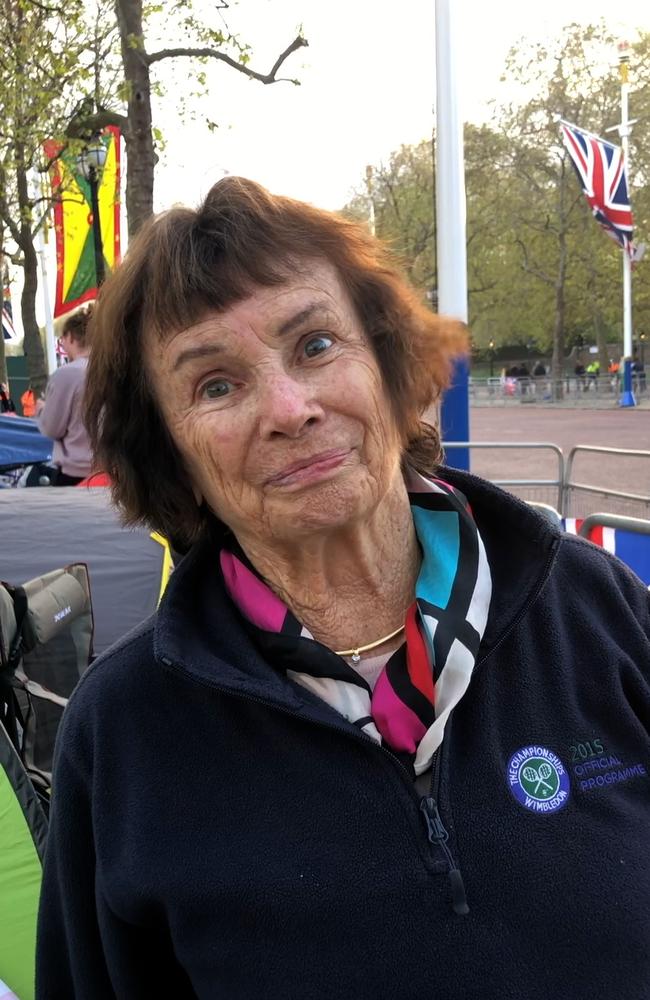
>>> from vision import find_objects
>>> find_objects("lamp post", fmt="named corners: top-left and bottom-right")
top-left (641, 333), bottom-right (646, 367)
top-left (488, 339), bottom-right (495, 378)
top-left (77, 137), bottom-right (108, 287)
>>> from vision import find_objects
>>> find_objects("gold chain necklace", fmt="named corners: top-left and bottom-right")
top-left (335, 624), bottom-right (405, 663)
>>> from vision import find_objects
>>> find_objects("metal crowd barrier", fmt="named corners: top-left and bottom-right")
top-left (563, 446), bottom-right (650, 519)
top-left (578, 512), bottom-right (650, 537)
top-left (442, 441), bottom-right (565, 510)
top-left (469, 375), bottom-right (647, 406)
top-left (442, 441), bottom-right (650, 519)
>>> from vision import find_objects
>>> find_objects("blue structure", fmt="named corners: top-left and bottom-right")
top-left (0, 415), bottom-right (53, 470)
top-left (440, 358), bottom-right (470, 471)
top-left (619, 358), bottom-right (636, 408)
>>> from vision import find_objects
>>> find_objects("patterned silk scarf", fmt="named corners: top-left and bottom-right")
top-left (220, 469), bottom-right (492, 775)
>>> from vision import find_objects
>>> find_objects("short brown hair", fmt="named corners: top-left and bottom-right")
top-left (85, 177), bottom-right (467, 550)
top-left (62, 304), bottom-right (93, 345)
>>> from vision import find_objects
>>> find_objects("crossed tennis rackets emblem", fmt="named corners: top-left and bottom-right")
top-left (520, 761), bottom-right (557, 798)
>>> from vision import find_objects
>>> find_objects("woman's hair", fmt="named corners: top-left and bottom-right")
top-left (85, 176), bottom-right (467, 550)
top-left (62, 304), bottom-right (93, 345)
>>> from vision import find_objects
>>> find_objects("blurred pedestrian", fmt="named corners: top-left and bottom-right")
top-left (20, 384), bottom-right (38, 417)
top-left (37, 306), bottom-right (94, 485)
top-left (0, 382), bottom-right (16, 414)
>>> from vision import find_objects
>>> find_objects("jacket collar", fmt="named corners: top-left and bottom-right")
top-left (154, 469), bottom-right (561, 700)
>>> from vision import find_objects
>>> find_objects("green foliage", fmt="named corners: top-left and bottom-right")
top-left (343, 22), bottom-right (650, 363)
top-left (0, 0), bottom-right (121, 386)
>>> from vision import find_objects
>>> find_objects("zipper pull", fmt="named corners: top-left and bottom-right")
top-left (420, 796), bottom-right (448, 843)
top-left (420, 797), bottom-right (470, 917)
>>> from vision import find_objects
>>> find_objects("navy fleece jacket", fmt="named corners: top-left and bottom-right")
top-left (36, 471), bottom-right (650, 1000)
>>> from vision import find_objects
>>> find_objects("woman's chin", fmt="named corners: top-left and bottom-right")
top-left (265, 479), bottom-right (375, 540)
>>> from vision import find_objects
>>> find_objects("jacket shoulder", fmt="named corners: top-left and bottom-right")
top-left (553, 532), bottom-right (650, 640)
top-left (559, 531), bottom-right (649, 598)
top-left (62, 617), bottom-right (157, 728)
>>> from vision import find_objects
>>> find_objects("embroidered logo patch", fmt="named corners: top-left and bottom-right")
top-left (508, 746), bottom-right (570, 814)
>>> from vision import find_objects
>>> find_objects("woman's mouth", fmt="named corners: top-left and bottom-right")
top-left (265, 449), bottom-right (352, 488)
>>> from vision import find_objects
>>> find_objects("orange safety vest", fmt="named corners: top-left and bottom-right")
top-left (21, 389), bottom-right (36, 417)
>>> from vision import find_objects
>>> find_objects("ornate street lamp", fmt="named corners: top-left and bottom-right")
top-left (488, 339), bottom-right (495, 378)
top-left (641, 333), bottom-right (646, 367)
top-left (77, 137), bottom-right (108, 287)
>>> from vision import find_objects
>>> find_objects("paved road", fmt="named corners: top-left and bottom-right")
top-left (447, 407), bottom-right (650, 517)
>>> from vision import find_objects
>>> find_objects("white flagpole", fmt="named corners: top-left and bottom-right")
top-left (30, 172), bottom-right (57, 375)
top-left (36, 225), bottom-right (57, 376)
top-left (435, 0), bottom-right (470, 469)
top-left (617, 42), bottom-right (635, 407)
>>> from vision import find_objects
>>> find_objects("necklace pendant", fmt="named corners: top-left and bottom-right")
top-left (351, 650), bottom-right (361, 663)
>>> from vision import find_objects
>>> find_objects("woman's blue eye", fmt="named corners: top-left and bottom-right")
top-left (304, 334), bottom-right (333, 358)
top-left (202, 378), bottom-right (233, 399)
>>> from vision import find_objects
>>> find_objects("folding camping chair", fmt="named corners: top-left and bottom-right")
top-left (0, 564), bottom-right (94, 793)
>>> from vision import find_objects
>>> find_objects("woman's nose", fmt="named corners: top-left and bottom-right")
top-left (258, 372), bottom-right (325, 439)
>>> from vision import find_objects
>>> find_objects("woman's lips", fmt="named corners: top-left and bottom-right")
top-left (265, 448), bottom-right (352, 488)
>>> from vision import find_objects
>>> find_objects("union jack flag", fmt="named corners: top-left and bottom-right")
top-left (560, 120), bottom-right (634, 257)
top-left (2, 266), bottom-right (19, 344)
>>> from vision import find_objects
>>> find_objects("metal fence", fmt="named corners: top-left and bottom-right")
top-left (442, 441), bottom-right (565, 510)
top-left (563, 446), bottom-right (650, 519)
top-left (442, 441), bottom-right (650, 519)
top-left (578, 512), bottom-right (650, 537)
top-left (470, 375), bottom-right (648, 407)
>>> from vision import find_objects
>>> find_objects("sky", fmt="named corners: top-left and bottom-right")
top-left (151, 0), bottom-right (650, 213)
top-left (7, 0), bottom-right (649, 341)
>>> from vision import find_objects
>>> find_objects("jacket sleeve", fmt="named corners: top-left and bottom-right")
top-left (36, 732), bottom-right (116, 999)
top-left (37, 368), bottom-right (76, 442)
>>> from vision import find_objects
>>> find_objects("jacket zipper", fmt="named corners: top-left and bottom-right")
top-left (419, 754), bottom-right (469, 916)
top-left (161, 655), bottom-right (466, 913)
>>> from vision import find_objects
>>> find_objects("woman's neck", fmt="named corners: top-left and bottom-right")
top-left (236, 477), bottom-right (419, 653)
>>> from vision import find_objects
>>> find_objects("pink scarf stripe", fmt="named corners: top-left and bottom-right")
top-left (220, 551), bottom-right (289, 633)
top-left (372, 670), bottom-right (428, 753)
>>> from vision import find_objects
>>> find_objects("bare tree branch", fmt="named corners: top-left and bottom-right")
top-left (22, 0), bottom-right (65, 15)
top-left (147, 34), bottom-right (308, 84)
top-left (515, 238), bottom-right (554, 286)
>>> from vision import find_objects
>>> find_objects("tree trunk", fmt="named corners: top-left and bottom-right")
top-left (15, 157), bottom-right (47, 394)
top-left (115, 0), bottom-right (155, 236)
top-left (584, 234), bottom-right (609, 382)
top-left (596, 319), bottom-right (609, 382)
top-left (21, 241), bottom-right (47, 395)
top-left (0, 237), bottom-right (7, 387)
top-left (0, 316), bottom-right (7, 387)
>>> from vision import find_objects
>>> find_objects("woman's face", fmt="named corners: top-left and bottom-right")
top-left (144, 261), bottom-right (404, 546)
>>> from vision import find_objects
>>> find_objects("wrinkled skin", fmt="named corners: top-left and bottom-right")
top-left (144, 260), bottom-right (418, 648)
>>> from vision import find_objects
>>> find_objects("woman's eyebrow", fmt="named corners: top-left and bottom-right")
top-left (277, 301), bottom-right (331, 337)
top-left (172, 344), bottom-right (223, 372)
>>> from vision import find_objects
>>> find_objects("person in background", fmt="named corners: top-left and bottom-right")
top-left (20, 383), bottom-right (38, 417)
top-left (632, 351), bottom-right (646, 392)
top-left (0, 381), bottom-right (16, 414)
top-left (573, 361), bottom-right (586, 391)
top-left (36, 306), bottom-right (94, 485)
top-left (586, 359), bottom-right (600, 389)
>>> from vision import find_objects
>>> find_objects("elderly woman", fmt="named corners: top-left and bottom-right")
top-left (37, 178), bottom-right (649, 1000)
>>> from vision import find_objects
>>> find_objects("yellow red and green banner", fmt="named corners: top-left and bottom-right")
top-left (43, 127), bottom-right (121, 318)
